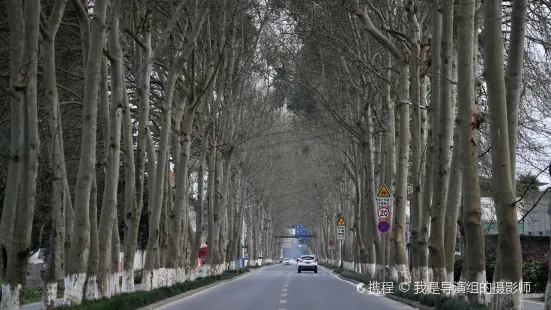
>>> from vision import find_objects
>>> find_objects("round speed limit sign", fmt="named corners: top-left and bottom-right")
top-left (377, 207), bottom-right (391, 220)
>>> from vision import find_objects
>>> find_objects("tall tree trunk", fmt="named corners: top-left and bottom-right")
top-left (383, 52), bottom-right (395, 273)
top-left (122, 81), bottom-right (137, 293)
top-left (0, 0), bottom-right (24, 285)
top-left (207, 144), bottom-right (216, 269)
top-left (41, 0), bottom-right (68, 306)
top-left (363, 107), bottom-right (378, 278)
top-left (85, 54), bottom-right (109, 301)
top-left (167, 63), bottom-right (215, 281)
top-left (505, 0), bottom-right (527, 188)
top-left (158, 155), bottom-right (171, 280)
top-left (226, 171), bottom-right (238, 262)
top-left (98, 1), bottom-right (125, 295)
top-left (190, 122), bottom-right (209, 269)
top-left (494, 0), bottom-right (527, 292)
top-left (428, 0), bottom-right (453, 286)
top-left (0, 0), bottom-right (40, 307)
top-left (444, 129), bottom-right (462, 285)
top-left (427, 0), bottom-right (442, 282)
top-left (484, 0), bottom-right (523, 307)
top-left (458, 0), bottom-right (486, 304)
top-left (212, 149), bottom-right (223, 271)
top-left (64, 0), bottom-right (109, 303)
top-left (110, 214), bottom-right (121, 295)
top-left (409, 7), bottom-right (422, 283)
top-left (418, 75), bottom-right (431, 284)
top-left (84, 174), bottom-right (99, 300)
top-left (127, 1), bottom-right (151, 294)
top-left (219, 153), bottom-right (233, 267)
top-left (390, 63), bottom-right (411, 283)
top-left (142, 63), bottom-right (177, 291)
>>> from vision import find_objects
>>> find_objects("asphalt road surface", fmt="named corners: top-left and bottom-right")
top-left (157, 264), bottom-right (414, 310)
top-left (20, 265), bottom-right (546, 310)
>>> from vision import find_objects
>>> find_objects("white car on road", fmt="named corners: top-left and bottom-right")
top-left (282, 258), bottom-right (293, 265)
top-left (297, 255), bottom-right (317, 273)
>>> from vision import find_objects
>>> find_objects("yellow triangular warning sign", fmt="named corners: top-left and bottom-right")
top-left (377, 184), bottom-right (390, 197)
top-left (337, 217), bottom-right (346, 226)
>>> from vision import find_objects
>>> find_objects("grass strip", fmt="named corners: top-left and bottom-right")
top-left (60, 267), bottom-right (256, 310)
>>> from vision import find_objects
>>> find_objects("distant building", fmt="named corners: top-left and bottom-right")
top-left (405, 196), bottom-right (525, 235)
top-left (479, 197), bottom-right (525, 234)
top-left (522, 190), bottom-right (551, 236)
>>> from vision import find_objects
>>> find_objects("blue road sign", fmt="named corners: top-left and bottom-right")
top-left (377, 220), bottom-right (391, 234)
top-left (295, 224), bottom-right (310, 237)
top-left (295, 224), bottom-right (304, 236)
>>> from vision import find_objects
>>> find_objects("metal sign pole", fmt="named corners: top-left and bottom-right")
top-left (382, 230), bottom-right (386, 281)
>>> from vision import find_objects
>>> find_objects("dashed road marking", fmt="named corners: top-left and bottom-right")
top-left (280, 300), bottom-right (287, 304)
top-left (282, 288), bottom-right (287, 291)
top-left (284, 284), bottom-right (288, 287)
top-left (281, 293), bottom-right (287, 297)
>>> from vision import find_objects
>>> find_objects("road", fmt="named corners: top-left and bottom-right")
top-left (525, 298), bottom-right (545, 310)
top-left (157, 264), bottom-right (414, 310)
top-left (21, 264), bottom-right (546, 310)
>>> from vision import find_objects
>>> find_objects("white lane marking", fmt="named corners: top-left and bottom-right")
top-left (284, 284), bottom-right (288, 287)
top-left (282, 293), bottom-right (287, 297)
top-left (282, 288), bottom-right (288, 291)
top-left (280, 300), bottom-right (287, 304)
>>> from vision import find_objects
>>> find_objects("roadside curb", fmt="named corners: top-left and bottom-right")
top-left (138, 265), bottom-right (272, 310)
top-left (386, 294), bottom-right (434, 310)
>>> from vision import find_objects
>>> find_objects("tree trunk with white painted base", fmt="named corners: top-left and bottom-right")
top-left (84, 175), bottom-right (99, 300)
top-left (97, 1), bottom-right (125, 295)
top-left (428, 0), bottom-right (454, 287)
top-left (41, 0), bottom-right (68, 306)
top-left (142, 65), bottom-right (177, 291)
top-left (86, 54), bottom-right (108, 300)
top-left (110, 218), bottom-right (121, 295)
top-left (122, 75), bottom-right (137, 293)
top-left (63, 0), bottom-right (109, 303)
top-left (484, 0), bottom-right (523, 307)
top-left (124, 1), bottom-right (151, 293)
top-left (0, 0), bottom-right (40, 307)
